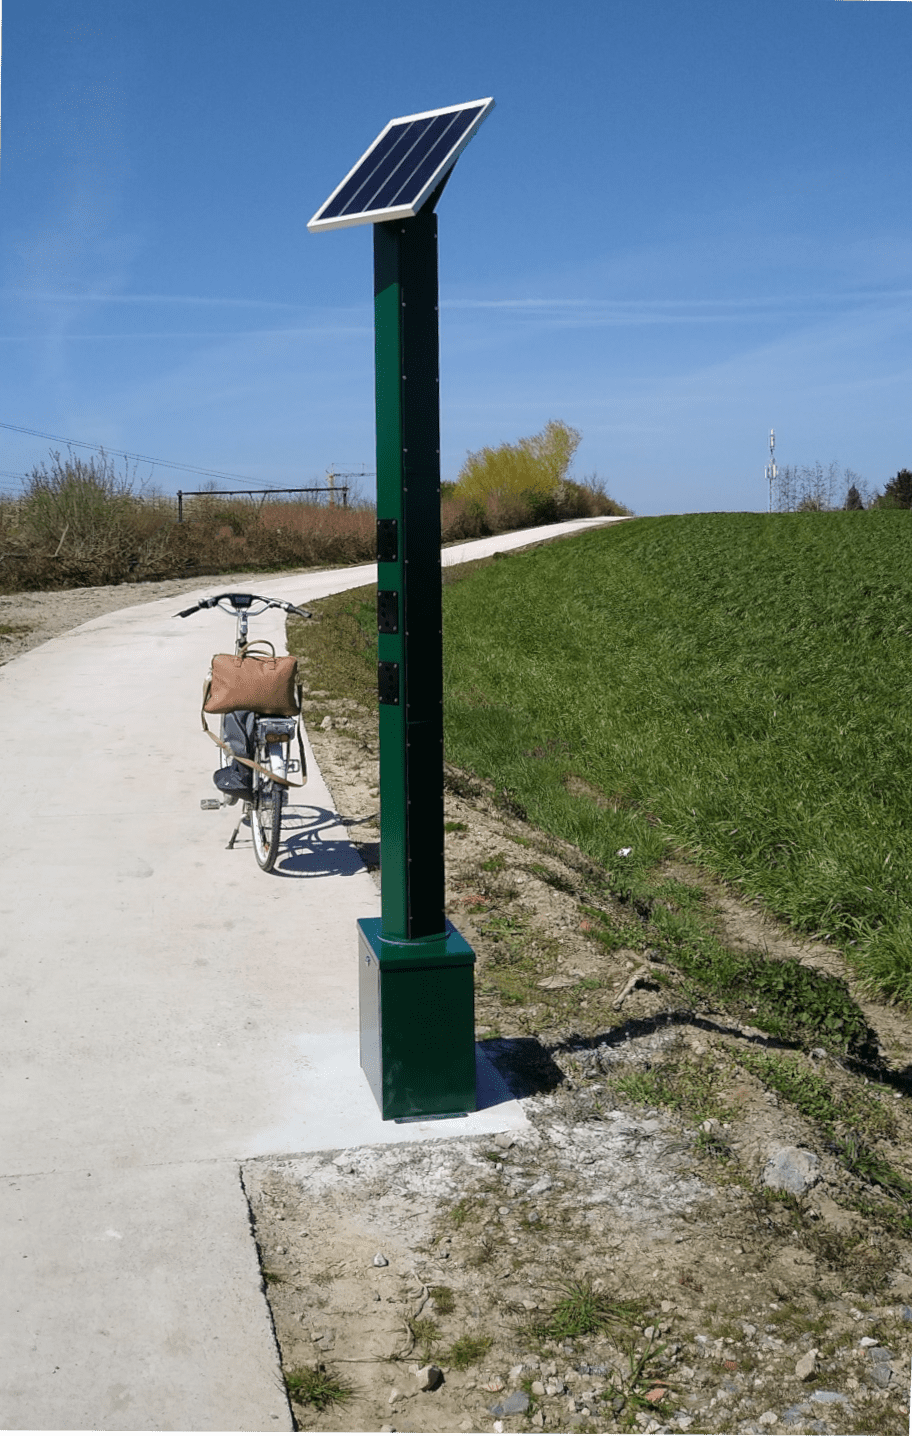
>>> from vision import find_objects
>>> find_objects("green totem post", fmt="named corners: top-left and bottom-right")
top-left (357, 209), bottom-right (476, 1120)
top-left (308, 100), bottom-right (494, 1120)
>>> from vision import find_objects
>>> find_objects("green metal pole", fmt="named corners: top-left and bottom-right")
top-left (356, 208), bottom-right (476, 1119)
top-left (374, 211), bottom-right (446, 941)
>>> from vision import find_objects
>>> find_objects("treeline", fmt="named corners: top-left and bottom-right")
top-left (772, 461), bottom-right (912, 513)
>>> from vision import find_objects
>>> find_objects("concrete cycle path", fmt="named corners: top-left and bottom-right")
top-left (0, 517), bottom-right (625, 1430)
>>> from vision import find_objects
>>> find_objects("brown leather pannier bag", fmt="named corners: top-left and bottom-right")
top-left (203, 641), bottom-right (299, 716)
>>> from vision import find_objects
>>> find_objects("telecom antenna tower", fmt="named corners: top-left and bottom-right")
top-left (766, 428), bottom-right (777, 513)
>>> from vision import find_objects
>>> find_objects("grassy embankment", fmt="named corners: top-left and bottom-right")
top-left (291, 510), bottom-right (912, 1011)
top-left (441, 510), bottom-right (912, 1007)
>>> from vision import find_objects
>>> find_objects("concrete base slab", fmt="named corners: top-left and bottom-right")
top-left (249, 1033), bottom-right (529, 1155)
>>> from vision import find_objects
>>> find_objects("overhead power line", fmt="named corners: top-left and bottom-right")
top-left (0, 419), bottom-right (275, 488)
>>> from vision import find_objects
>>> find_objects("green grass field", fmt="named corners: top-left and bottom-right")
top-left (442, 510), bottom-right (912, 1006)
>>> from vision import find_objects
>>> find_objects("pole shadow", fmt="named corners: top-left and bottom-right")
top-left (475, 1036), bottom-right (566, 1106)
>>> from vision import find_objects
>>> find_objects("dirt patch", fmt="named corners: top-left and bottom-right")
top-left (246, 1072), bottom-right (912, 1435)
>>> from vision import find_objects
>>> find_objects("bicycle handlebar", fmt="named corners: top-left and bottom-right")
top-left (175, 593), bottom-right (312, 620)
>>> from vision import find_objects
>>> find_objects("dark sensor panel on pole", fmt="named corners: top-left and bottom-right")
top-left (307, 98), bottom-right (495, 233)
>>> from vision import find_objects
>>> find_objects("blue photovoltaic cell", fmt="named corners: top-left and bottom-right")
top-left (322, 108), bottom-right (480, 221)
top-left (310, 102), bottom-right (490, 229)
top-left (318, 120), bottom-right (425, 222)
top-left (358, 113), bottom-right (456, 214)
top-left (380, 111), bottom-right (479, 209)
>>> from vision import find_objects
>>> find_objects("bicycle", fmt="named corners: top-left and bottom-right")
top-left (177, 591), bottom-right (312, 872)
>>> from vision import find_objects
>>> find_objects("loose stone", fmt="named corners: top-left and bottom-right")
top-left (414, 1364), bottom-right (443, 1391)
top-left (488, 1390), bottom-right (530, 1417)
top-left (761, 1146), bottom-right (820, 1194)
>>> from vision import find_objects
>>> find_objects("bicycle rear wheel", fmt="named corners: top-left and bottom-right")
top-left (250, 776), bottom-right (281, 871)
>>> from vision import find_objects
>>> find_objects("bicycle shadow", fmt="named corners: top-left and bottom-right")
top-left (266, 803), bottom-right (378, 880)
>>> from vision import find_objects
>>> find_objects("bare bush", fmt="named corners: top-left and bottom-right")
top-left (171, 497), bottom-right (376, 573)
top-left (4, 450), bottom-right (174, 588)
top-left (566, 472), bottom-right (633, 518)
top-left (773, 461), bottom-right (873, 515)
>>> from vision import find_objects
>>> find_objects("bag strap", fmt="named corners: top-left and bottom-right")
top-left (200, 679), bottom-right (307, 789)
top-left (236, 639), bottom-right (277, 661)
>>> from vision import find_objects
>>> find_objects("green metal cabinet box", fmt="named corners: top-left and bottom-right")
top-left (358, 917), bottom-right (476, 1120)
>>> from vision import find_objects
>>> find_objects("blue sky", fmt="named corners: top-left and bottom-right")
top-left (1, 0), bottom-right (910, 515)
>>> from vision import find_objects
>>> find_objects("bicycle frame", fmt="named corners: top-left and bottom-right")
top-left (178, 591), bottom-right (311, 871)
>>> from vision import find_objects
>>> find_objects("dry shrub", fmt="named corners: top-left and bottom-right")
top-left (441, 495), bottom-right (490, 543)
top-left (0, 463), bottom-right (378, 593)
top-left (1, 451), bottom-right (630, 595)
top-left (2, 451), bottom-right (176, 590)
top-left (174, 497), bottom-right (375, 573)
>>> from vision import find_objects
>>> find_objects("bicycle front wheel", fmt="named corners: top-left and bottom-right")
top-left (250, 769), bottom-right (282, 871)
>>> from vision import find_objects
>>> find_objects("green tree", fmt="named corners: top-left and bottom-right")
top-left (879, 468), bottom-right (912, 509)
top-left (844, 483), bottom-right (864, 510)
top-left (456, 419), bottom-right (582, 510)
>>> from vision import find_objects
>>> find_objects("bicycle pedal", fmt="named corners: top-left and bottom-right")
top-left (200, 798), bottom-right (221, 810)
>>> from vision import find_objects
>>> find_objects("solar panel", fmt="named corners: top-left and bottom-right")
top-left (308, 98), bottom-right (495, 233)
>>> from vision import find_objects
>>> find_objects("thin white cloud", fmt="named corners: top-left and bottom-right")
top-left (0, 326), bottom-right (373, 343)
top-left (441, 290), bottom-right (912, 325)
top-left (0, 291), bottom-right (315, 309)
